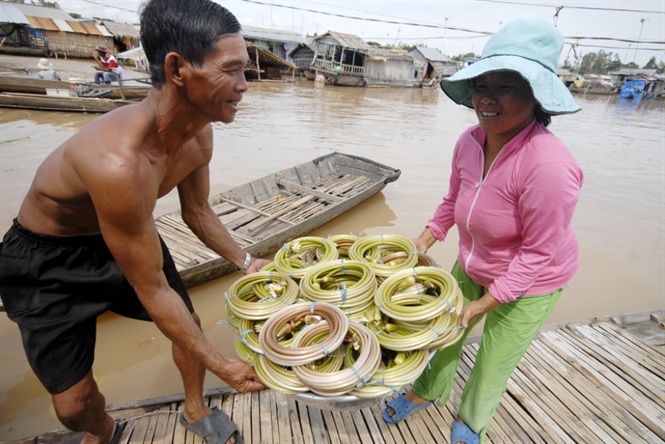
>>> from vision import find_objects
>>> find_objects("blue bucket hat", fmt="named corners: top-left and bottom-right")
top-left (441, 19), bottom-right (580, 115)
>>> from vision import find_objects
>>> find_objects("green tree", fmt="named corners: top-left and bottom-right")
top-left (579, 50), bottom-right (616, 74)
top-left (451, 52), bottom-right (478, 61)
top-left (643, 57), bottom-right (658, 69)
top-left (31, 0), bottom-right (60, 8)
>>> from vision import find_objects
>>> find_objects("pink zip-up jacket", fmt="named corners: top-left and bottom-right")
top-left (426, 120), bottom-right (583, 303)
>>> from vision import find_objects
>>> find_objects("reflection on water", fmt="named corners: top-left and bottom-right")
top-left (0, 81), bottom-right (663, 440)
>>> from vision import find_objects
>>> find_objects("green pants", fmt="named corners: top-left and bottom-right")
top-left (412, 262), bottom-right (562, 443)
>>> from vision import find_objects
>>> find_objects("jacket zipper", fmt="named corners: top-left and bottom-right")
top-left (464, 137), bottom-right (501, 271)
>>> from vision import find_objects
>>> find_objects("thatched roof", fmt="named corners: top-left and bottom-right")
top-left (101, 20), bottom-right (139, 39)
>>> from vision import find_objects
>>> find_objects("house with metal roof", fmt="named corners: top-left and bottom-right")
top-left (408, 46), bottom-right (460, 83)
top-left (241, 24), bottom-right (308, 63)
top-left (0, 1), bottom-right (113, 58)
top-left (364, 48), bottom-right (421, 87)
top-left (287, 42), bottom-right (317, 78)
top-left (311, 31), bottom-right (421, 87)
top-left (609, 68), bottom-right (664, 97)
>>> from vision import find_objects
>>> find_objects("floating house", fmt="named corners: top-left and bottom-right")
top-left (288, 42), bottom-right (316, 78)
top-left (0, 1), bottom-right (114, 58)
top-left (311, 30), bottom-right (420, 87)
top-left (408, 46), bottom-right (460, 84)
top-left (610, 68), bottom-right (664, 97)
top-left (241, 25), bottom-right (308, 65)
top-left (364, 47), bottom-right (420, 87)
top-left (245, 42), bottom-right (297, 80)
top-left (311, 30), bottom-right (370, 86)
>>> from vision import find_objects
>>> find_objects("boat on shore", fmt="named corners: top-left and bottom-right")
top-left (0, 75), bottom-right (151, 101)
top-left (156, 152), bottom-right (401, 288)
top-left (0, 91), bottom-right (135, 113)
top-left (568, 86), bottom-right (618, 96)
top-left (9, 310), bottom-right (663, 444)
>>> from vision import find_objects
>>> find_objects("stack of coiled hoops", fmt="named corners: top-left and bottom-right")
top-left (223, 234), bottom-right (464, 399)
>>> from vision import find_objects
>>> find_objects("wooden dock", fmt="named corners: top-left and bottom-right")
top-left (12, 313), bottom-right (664, 444)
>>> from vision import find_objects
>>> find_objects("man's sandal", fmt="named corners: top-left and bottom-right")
top-left (381, 392), bottom-right (432, 424)
top-left (451, 419), bottom-right (480, 444)
top-left (179, 406), bottom-right (243, 444)
top-left (102, 421), bottom-right (125, 444)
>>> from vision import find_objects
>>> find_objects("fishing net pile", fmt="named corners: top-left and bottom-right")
top-left (223, 234), bottom-right (464, 399)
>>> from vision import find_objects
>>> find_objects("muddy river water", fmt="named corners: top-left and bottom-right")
top-left (1, 80), bottom-right (663, 440)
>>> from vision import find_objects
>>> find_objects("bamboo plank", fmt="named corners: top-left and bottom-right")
top-left (339, 410), bottom-right (362, 444)
top-left (286, 396), bottom-right (305, 444)
top-left (529, 338), bottom-right (647, 443)
top-left (541, 331), bottom-right (663, 442)
top-left (368, 404), bottom-right (400, 444)
top-left (358, 407), bottom-right (388, 444)
top-left (278, 179), bottom-right (344, 202)
top-left (275, 392), bottom-right (293, 444)
top-left (595, 323), bottom-right (664, 376)
top-left (259, 389), bottom-right (276, 444)
top-left (305, 405), bottom-right (332, 444)
top-left (521, 342), bottom-right (625, 443)
top-left (150, 406), bottom-right (171, 443)
top-left (237, 393), bottom-right (251, 444)
top-left (578, 324), bottom-right (664, 385)
top-left (126, 410), bottom-right (150, 444)
top-left (145, 411), bottom-right (163, 442)
top-left (416, 405), bottom-right (447, 443)
top-left (251, 390), bottom-right (262, 444)
top-left (321, 409), bottom-right (342, 444)
top-left (557, 327), bottom-right (664, 419)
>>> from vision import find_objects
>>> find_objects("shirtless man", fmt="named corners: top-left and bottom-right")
top-left (0, 1), bottom-right (266, 443)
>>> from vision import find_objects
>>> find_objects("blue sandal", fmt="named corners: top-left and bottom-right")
top-left (381, 392), bottom-right (432, 424)
top-left (451, 419), bottom-right (480, 444)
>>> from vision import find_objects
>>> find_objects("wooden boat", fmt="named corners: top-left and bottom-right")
top-left (0, 75), bottom-right (151, 100)
top-left (0, 92), bottom-right (135, 113)
top-left (156, 152), bottom-right (401, 288)
top-left (10, 311), bottom-right (664, 443)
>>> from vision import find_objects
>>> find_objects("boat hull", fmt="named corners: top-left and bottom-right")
top-left (0, 92), bottom-right (135, 113)
top-left (155, 152), bottom-right (401, 287)
top-left (0, 75), bottom-right (150, 100)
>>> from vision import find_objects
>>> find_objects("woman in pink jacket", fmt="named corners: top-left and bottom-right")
top-left (382, 19), bottom-right (584, 444)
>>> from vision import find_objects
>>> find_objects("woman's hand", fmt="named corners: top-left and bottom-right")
top-left (414, 227), bottom-right (437, 253)
top-left (459, 293), bottom-right (499, 327)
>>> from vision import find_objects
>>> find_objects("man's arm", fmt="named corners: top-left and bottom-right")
top-left (176, 138), bottom-right (267, 273)
top-left (87, 156), bottom-right (263, 393)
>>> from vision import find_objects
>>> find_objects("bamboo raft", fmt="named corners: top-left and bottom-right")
top-left (155, 152), bottom-right (402, 288)
top-left (14, 312), bottom-right (664, 444)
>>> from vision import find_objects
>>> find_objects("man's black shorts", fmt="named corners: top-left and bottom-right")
top-left (0, 219), bottom-right (194, 394)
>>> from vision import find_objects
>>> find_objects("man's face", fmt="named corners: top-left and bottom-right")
top-left (183, 33), bottom-right (249, 124)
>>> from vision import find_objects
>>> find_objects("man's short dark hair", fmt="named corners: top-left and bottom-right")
top-left (139, 0), bottom-right (242, 88)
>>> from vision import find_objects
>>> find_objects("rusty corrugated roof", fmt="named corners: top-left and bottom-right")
top-left (26, 15), bottom-right (59, 31)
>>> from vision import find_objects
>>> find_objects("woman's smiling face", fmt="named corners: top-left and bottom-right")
top-left (471, 71), bottom-right (538, 144)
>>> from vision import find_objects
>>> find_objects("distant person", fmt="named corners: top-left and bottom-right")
top-left (92, 44), bottom-right (120, 84)
top-left (37, 58), bottom-right (61, 81)
top-left (0, 0), bottom-right (267, 443)
top-left (382, 19), bottom-right (583, 444)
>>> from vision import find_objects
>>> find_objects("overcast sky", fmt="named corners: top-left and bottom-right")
top-left (57, 0), bottom-right (665, 67)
